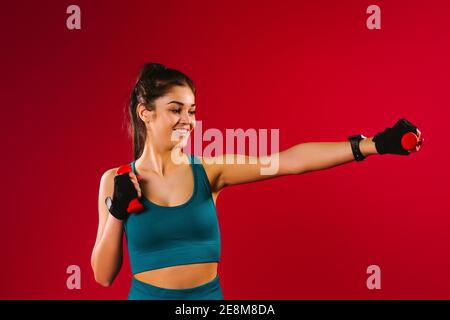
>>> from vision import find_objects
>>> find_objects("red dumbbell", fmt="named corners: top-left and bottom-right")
top-left (401, 129), bottom-right (424, 152)
top-left (116, 164), bottom-right (144, 214)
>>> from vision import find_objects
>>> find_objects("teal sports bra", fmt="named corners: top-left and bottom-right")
top-left (123, 153), bottom-right (221, 275)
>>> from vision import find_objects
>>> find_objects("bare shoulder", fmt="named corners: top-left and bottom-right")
top-left (196, 155), bottom-right (226, 193)
top-left (101, 167), bottom-right (119, 181)
top-left (99, 167), bottom-right (119, 197)
top-left (102, 167), bottom-right (119, 177)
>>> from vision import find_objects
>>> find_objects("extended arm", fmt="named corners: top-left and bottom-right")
top-left (203, 136), bottom-right (378, 191)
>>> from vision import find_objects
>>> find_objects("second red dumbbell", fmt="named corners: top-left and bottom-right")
top-left (401, 129), bottom-right (424, 152)
top-left (116, 164), bottom-right (144, 214)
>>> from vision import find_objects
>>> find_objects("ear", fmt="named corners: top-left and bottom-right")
top-left (137, 103), bottom-right (155, 123)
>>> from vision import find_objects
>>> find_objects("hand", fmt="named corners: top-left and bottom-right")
top-left (128, 172), bottom-right (142, 199)
top-left (372, 118), bottom-right (423, 155)
top-left (106, 169), bottom-right (143, 220)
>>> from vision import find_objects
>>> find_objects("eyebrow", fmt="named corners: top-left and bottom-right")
top-left (167, 101), bottom-right (196, 107)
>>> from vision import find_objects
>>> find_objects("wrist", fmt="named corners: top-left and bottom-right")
top-left (106, 197), bottom-right (127, 221)
top-left (109, 212), bottom-right (125, 223)
top-left (359, 136), bottom-right (378, 156)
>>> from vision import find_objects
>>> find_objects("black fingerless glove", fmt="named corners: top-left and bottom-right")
top-left (372, 118), bottom-right (419, 155)
top-left (106, 174), bottom-right (138, 220)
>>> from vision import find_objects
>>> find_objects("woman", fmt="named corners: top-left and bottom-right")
top-left (90, 63), bottom-right (423, 300)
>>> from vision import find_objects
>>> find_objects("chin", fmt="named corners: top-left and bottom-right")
top-left (170, 132), bottom-right (190, 148)
top-left (175, 139), bottom-right (188, 148)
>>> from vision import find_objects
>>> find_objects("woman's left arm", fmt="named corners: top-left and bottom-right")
top-left (203, 137), bottom-right (378, 192)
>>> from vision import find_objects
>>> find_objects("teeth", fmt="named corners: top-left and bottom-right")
top-left (174, 129), bottom-right (189, 135)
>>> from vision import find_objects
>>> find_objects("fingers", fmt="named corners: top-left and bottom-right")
top-left (414, 128), bottom-right (423, 152)
top-left (128, 172), bottom-right (142, 198)
top-left (129, 172), bottom-right (143, 182)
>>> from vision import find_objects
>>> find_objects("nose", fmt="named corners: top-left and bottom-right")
top-left (179, 110), bottom-right (191, 124)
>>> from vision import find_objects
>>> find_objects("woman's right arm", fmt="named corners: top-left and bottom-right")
top-left (91, 168), bottom-right (124, 287)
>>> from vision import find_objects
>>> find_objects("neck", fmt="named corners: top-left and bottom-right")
top-left (136, 144), bottom-right (187, 177)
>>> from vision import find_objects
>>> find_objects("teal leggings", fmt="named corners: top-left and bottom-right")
top-left (128, 274), bottom-right (224, 300)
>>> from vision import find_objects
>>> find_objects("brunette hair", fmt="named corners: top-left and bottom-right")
top-left (125, 63), bottom-right (196, 160)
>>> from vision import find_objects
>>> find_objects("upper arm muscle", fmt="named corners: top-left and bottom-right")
top-left (201, 153), bottom-right (289, 191)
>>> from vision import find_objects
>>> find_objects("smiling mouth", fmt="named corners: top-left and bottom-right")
top-left (173, 128), bottom-right (190, 136)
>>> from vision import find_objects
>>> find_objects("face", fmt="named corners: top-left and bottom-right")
top-left (140, 85), bottom-right (196, 149)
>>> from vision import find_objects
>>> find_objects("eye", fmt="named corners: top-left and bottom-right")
top-left (189, 110), bottom-right (196, 115)
top-left (171, 109), bottom-right (181, 114)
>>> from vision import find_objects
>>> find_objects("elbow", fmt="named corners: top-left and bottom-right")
top-left (91, 244), bottom-right (123, 288)
top-left (92, 268), bottom-right (114, 287)
top-left (290, 161), bottom-right (310, 175)
top-left (282, 164), bottom-right (307, 176)
top-left (91, 256), bottom-right (114, 287)
top-left (95, 276), bottom-right (112, 287)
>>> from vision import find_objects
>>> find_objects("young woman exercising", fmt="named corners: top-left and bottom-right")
top-left (91, 63), bottom-right (423, 300)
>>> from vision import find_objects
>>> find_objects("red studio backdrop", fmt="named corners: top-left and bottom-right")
top-left (1, 0), bottom-right (449, 300)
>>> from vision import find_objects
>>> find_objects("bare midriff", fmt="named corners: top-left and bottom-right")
top-left (133, 262), bottom-right (219, 289)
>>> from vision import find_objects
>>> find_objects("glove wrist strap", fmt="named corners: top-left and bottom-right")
top-left (348, 134), bottom-right (367, 161)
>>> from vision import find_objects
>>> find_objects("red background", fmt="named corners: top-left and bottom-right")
top-left (1, 0), bottom-right (449, 299)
